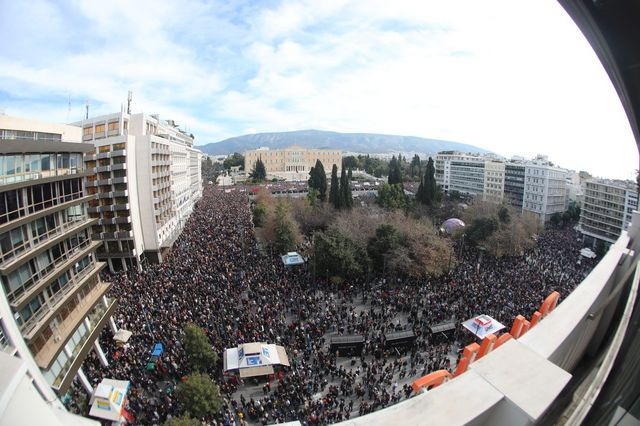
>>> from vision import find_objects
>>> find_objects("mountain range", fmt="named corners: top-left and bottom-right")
top-left (197, 130), bottom-right (490, 156)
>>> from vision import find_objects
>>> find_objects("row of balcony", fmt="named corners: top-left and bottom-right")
top-left (0, 218), bottom-right (97, 275)
top-left (87, 204), bottom-right (129, 214)
top-left (96, 190), bottom-right (128, 199)
top-left (32, 276), bottom-right (111, 371)
top-left (91, 230), bottom-right (134, 240)
top-left (97, 216), bottom-right (131, 226)
top-left (96, 248), bottom-right (137, 259)
top-left (91, 163), bottom-right (126, 173)
top-left (86, 176), bottom-right (127, 187)
top-left (84, 149), bottom-right (126, 161)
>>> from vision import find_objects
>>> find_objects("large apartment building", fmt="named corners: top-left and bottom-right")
top-left (435, 151), bottom-right (485, 195)
top-left (580, 179), bottom-right (638, 245)
top-left (0, 115), bottom-right (116, 404)
top-left (435, 151), bottom-right (568, 224)
top-left (73, 112), bottom-right (203, 271)
top-left (244, 146), bottom-right (342, 181)
top-left (522, 158), bottom-right (568, 223)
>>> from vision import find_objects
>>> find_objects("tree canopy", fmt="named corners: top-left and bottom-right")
top-left (307, 160), bottom-right (327, 202)
top-left (377, 183), bottom-right (408, 210)
top-left (387, 155), bottom-right (403, 186)
top-left (222, 152), bottom-right (244, 170)
top-left (329, 164), bottom-right (340, 208)
top-left (176, 372), bottom-right (222, 419)
top-left (249, 157), bottom-right (267, 181)
top-left (339, 162), bottom-right (353, 210)
top-left (164, 414), bottom-right (201, 426)
top-left (416, 157), bottom-right (437, 206)
top-left (182, 323), bottom-right (217, 373)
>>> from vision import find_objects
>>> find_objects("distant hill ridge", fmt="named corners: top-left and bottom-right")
top-left (197, 129), bottom-right (490, 156)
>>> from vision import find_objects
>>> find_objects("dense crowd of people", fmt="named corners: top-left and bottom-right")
top-left (70, 186), bottom-right (597, 425)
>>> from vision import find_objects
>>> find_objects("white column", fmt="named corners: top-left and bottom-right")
top-left (76, 368), bottom-right (93, 395)
top-left (93, 340), bottom-right (108, 367)
top-left (109, 317), bottom-right (118, 334)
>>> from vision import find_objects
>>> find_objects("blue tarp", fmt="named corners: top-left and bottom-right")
top-left (152, 343), bottom-right (163, 357)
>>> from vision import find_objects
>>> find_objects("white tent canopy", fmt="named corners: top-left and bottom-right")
top-left (462, 315), bottom-right (505, 340)
top-left (281, 252), bottom-right (305, 266)
top-left (88, 378), bottom-right (130, 422)
top-left (224, 342), bottom-right (290, 378)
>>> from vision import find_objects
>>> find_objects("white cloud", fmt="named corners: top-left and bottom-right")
top-left (0, 0), bottom-right (636, 179)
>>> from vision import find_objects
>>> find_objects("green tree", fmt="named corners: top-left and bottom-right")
top-left (253, 202), bottom-right (267, 227)
top-left (424, 157), bottom-right (436, 205)
top-left (307, 160), bottom-right (327, 202)
top-left (329, 164), bottom-right (340, 208)
top-left (377, 183), bottom-right (408, 210)
top-left (467, 217), bottom-right (499, 246)
top-left (595, 239), bottom-right (607, 257)
top-left (498, 206), bottom-right (511, 224)
top-left (249, 157), bottom-right (267, 182)
top-left (164, 414), bottom-right (201, 426)
top-left (176, 372), bottom-right (222, 419)
top-left (343, 155), bottom-right (360, 170)
top-left (306, 187), bottom-right (320, 208)
top-left (410, 154), bottom-right (421, 179)
top-left (223, 152), bottom-right (244, 170)
top-left (388, 155), bottom-right (403, 185)
top-left (313, 228), bottom-right (369, 279)
top-left (183, 323), bottom-right (218, 373)
top-left (274, 202), bottom-right (296, 254)
top-left (340, 162), bottom-right (353, 209)
top-left (367, 224), bottom-right (400, 273)
top-left (550, 212), bottom-right (563, 228)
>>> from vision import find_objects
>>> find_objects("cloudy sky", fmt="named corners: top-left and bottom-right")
top-left (0, 0), bottom-right (636, 179)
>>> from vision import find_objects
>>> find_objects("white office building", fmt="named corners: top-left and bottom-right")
top-left (436, 151), bottom-right (568, 224)
top-left (522, 159), bottom-right (568, 224)
top-left (483, 161), bottom-right (506, 203)
top-left (73, 112), bottom-right (202, 271)
top-left (435, 151), bottom-right (486, 196)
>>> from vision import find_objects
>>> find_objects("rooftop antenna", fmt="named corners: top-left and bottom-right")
top-left (127, 90), bottom-right (132, 114)
top-left (85, 100), bottom-right (90, 120)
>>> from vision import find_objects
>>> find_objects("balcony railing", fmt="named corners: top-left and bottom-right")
top-left (34, 280), bottom-right (111, 370)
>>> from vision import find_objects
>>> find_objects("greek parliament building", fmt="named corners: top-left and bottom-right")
top-left (435, 152), bottom-right (568, 224)
top-left (244, 146), bottom-right (342, 181)
top-left (72, 111), bottom-right (203, 272)
top-left (0, 115), bottom-right (116, 423)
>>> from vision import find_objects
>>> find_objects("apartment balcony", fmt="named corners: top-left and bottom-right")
top-left (96, 249), bottom-right (137, 259)
top-left (50, 297), bottom-right (116, 396)
top-left (0, 218), bottom-right (98, 275)
top-left (95, 190), bottom-right (128, 200)
top-left (11, 241), bottom-right (103, 314)
top-left (95, 230), bottom-right (134, 240)
top-left (94, 149), bottom-right (126, 160)
top-left (87, 203), bottom-right (130, 214)
top-left (152, 159), bottom-right (171, 167)
top-left (32, 277), bottom-right (112, 370)
top-left (97, 216), bottom-right (131, 226)
top-left (0, 194), bottom-right (95, 236)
